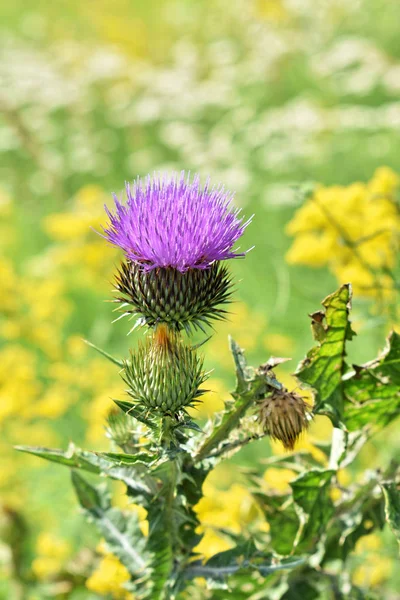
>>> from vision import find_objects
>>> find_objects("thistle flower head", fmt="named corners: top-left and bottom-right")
top-left (122, 325), bottom-right (207, 415)
top-left (258, 388), bottom-right (311, 451)
top-left (103, 171), bottom-right (251, 272)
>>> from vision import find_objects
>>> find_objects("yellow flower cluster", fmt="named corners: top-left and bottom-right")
top-left (353, 533), bottom-right (392, 588)
top-left (194, 466), bottom-right (260, 559)
top-left (286, 167), bottom-right (400, 305)
top-left (42, 185), bottom-right (118, 288)
top-left (31, 532), bottom-right (72, 580)
top-left (0, 185), bottom-right (123, 540)
top-left (86, 543), bottom-right (134, 600)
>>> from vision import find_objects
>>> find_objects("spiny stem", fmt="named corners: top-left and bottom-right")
top-left (194, 391), bottom-right (256, 462)
top-left (329, 427), bottom-right (347, 470)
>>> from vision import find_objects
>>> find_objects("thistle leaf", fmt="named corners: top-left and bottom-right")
top-left (83, 339), bottom-right (124, 367)
top-left (15, 444), bottom-right (100, 474)
top-left (184, 541), bottom-right (304, 581)
top-left (71, 472), bottom-right (149, 578)
top-left (290, 469), bottom-right (335, 552)
top-left (254, 492), bottom-right (300, 555)
top-left (295, 284), bottom-right (355, 423)
top-left (113, 399), bottom-right (158, 429)
top-left (17, 445), bottom-right (157, 498)
top-left (344, 331), bottom-right (400, 431)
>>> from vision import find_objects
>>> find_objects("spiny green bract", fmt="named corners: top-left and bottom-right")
top-left (114, 261), bottom-right (232, 332)
top-left (122, 325), bottom-right (208, 414)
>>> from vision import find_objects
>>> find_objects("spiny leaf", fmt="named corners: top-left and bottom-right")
top-left (184, 541), bottom-right (304, 580)
top-left (255, 492), bottom-right (300, 555)
top-left (229, 336), bottom-right (253, 391)
top-left (291, 469), bottom-right (335, 552)
top-left (145, 461), bottom-right (179, 598)
top-left (296, 284), bottom-right (355, 423)
top-left (98, 451), bottom-right (153, 466)
top-left (15, 445), bottom-right (100, 474)
top-left (83, 339), bottom-right (124, 367)
top-left (17, 445), bottom-right (156, 498)
top-left (71, 470), bottom-right (107, 510)
top-left (71, 472), bottom-right (149, 577)
top-left (344, 331), bottom-right (400, 431)
top-left (113, 399), bottom-right (158, 429)
top-left (323, 462), bottom-right (397, 563)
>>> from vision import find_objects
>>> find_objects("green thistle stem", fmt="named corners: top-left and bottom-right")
top-left (159, 415), bottom-right (178, 448)
top-left (329, 427), bottom-right (347, 470)
top-left (194, 387), bottom-right (260, 462)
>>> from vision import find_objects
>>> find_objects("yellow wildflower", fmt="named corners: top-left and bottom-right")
top-left (263, 467), bottom-right (296, 494)
top-left (194, 467), bottom-right (258, 559)
top-left (352, 534), bottom-right (392, 587)
top-left (32, 532), bottom-right (71, 580)
top-left (86, 552), bottom-right (134, 600)
top-left (194, 529), bottom-right (234, 559)
top-left (286, 167), bottom-right (400, 303)
top-left (368, 166), bottom-right (400, 197)
top-left (189, 378), bottom-right (227, 418)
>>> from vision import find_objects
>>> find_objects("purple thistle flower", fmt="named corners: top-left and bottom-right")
top-left (103, 171), bottom-right (251, 272)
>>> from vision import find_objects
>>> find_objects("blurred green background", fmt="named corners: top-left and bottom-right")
top-left (1, 0), bottom-right (400, 597)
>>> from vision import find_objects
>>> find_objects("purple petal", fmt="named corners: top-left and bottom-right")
top-left (102, 171), bottom-right (252, 271)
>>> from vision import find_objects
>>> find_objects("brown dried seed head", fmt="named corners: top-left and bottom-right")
top-left (258, 388), bottom-right (311, 450)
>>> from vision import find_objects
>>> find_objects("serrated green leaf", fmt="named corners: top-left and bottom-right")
top-left (178, 420), bottom-right (203, 433)
top-left (254, 492), bottom-right (299, 555)
top-left (291, 469), bottom-right (335, 552)
top-left (296, 285), bottom-right (354, 423)
top-left (344, 331), bottom-right (400, 431)
top-left (381, 481), bottom-right (400, 550)
top-left (71, 470), bottom-right (108, 510)
top-left (18, 445), bottom-right (157, 499)
top-left (229, 336), bottom-right (253, 391)
top-left (95, 451), bottom-right (153, 466)
top-left (184, 541), bottom-right (304, 580)
top-left (205, 540), bottom-right (258, 567)
top-left (145, 461), bottom-right (179, 598)
top-left (71, 472), bottom-right (149, 579)
top-left (113, 399), bottom-right (157, 429)
top-left (15, 444), bottom-right (101, 473)
top-left (16, 445), bottom-right (153, 470)
top-left (325, 497), bottom-right (385, 563)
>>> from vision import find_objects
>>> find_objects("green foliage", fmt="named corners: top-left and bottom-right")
top-left (381, 482), bottom-right (400, 551)
top-left (344, 332), bottom-right (400, 430)
top-left (296, 284), bottom-right (355, 424)
top-left (290, 469), bottom-right (335, 552)
top-left (71, 471), bottom-right (152, 597)
top-left (19, 287), bottom-right (400, 598)
top-left (185, 542), bottom-right (304, 581)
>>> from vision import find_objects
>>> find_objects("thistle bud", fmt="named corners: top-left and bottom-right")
top-left (257, 388), bottom-right (311, 450)
top-left (115, 261), bottom-right (232, 331)
top-left (105, 409), bottom-right (135, 451)
top-left (122, 325), bottom-right (207, 415)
